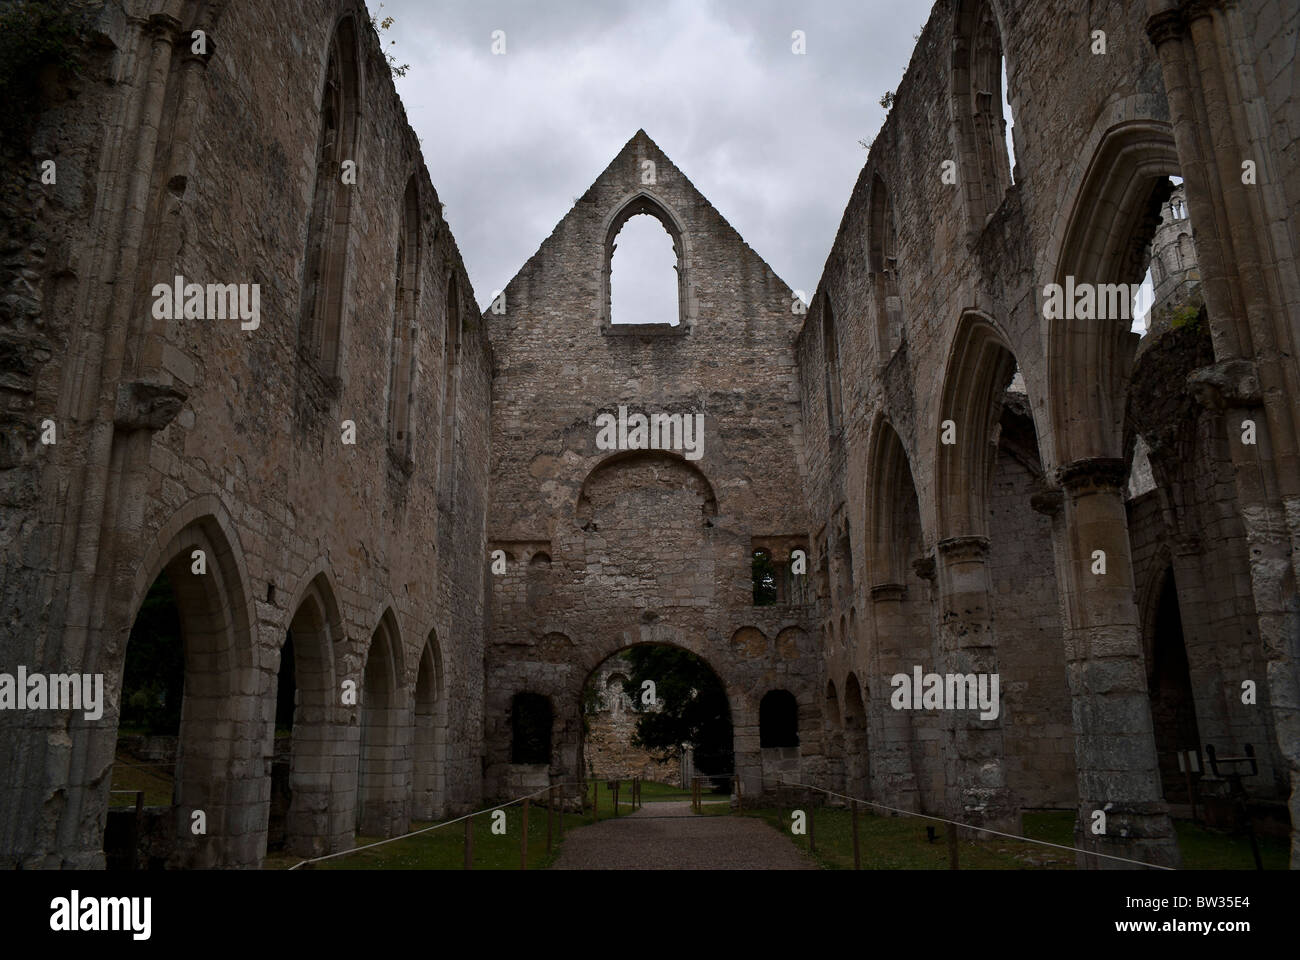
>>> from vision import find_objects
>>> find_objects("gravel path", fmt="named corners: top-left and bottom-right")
top-left (551, 800), bottom-right (818, 870)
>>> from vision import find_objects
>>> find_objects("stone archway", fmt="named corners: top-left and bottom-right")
top-left (107, 511), bottom-right (261, 869)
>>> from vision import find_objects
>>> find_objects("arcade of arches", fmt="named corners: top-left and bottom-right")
top-left (2, 0), bottom-right (1298, 872)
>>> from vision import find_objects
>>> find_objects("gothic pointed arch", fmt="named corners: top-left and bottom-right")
top-left (867, 417), bottom-right (924, 587)
top-left (822, 295), bottom-right (844, 439)
top-left (440, 271), bottom-right (462, 488)
top-left (387, 175), bottom-right (421, 462)
top-left (868, 172), bottom-right (904, 359)
top-left (951, 0), bottom-right (1012, 231)
top-left (1048, 121), bottom-right (1180, 466)
top-left (298, 14), bottom-right (362, 379)
top-left (600, 190), bottom-right (689, 329)
top-left (936, 312), bottom-right (1018, 540)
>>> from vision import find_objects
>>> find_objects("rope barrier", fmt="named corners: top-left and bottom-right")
top-left (287, 780), bottom-right (585, 870)
top-left (772, 777), bottom-right (1175, 870)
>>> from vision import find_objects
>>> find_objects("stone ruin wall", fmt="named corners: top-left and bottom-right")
top-left (1, 0), bottom-right (490, 868)
top-left (483, 131), bottom-right (824, 803)
top-left (582, 655), bottom-right (683, 786)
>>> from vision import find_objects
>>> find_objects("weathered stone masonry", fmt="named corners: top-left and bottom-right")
top-left (483, 131), bottom-right (823, 805)
top-left (2, 0), bottom-right (1298, 871)
top-left (796, 0), bottom-right (1299, 868)
top-left (1, 0), bottom-right (489, 867)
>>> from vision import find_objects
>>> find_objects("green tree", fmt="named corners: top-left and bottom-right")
top-left (120, 573), bottom-right (185, 735)
top-left (620, 646), bottom-right (733, 779)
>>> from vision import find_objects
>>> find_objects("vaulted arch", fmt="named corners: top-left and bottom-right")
top-left (109, 508), bottom-right (260, 868)
top-left (936, 312), bottom-right (1018, 540)
top-left (1048, 120), bottom-right (1180, 465)
top-left (867, 417), bottom-right (924, 587)
top-left (272, 572), bottom-right (345, 857)
top-left (356, 610), bottom-right (409, 837)
top-left (412, 630), bottom-right (448, 820)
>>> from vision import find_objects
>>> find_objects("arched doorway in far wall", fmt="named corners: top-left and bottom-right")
top-left (576, 644), bottom-right (734, 801)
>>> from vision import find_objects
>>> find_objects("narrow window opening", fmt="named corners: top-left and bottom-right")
top-left (609, 213), bottom-right (679, 326)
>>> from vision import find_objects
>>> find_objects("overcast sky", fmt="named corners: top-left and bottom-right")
top-left (369, 0), bottom-right (936, 316)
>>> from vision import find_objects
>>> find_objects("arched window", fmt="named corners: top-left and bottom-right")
top-left (511, 692), bottom-right (552, 764)
top-left (752, 548), bottom-right (777, 606)
top-left (610, 214), bottom-right (680, 326)
top-left (299, 17), bottom-right (359, 378)
top-left (526, 551), bottom-right (552, 608)
top-left (440, 273), bottom-right (461, 488)
top-left (822, 297), bottom-right (843, 438)
top-left (387, 176), bottom-right (420, 461)
top-left (759, 690), bottom-right (799, 748)
top-left (952, 0), bottom-right (1012, 230)
top-left (868, 173), bottom-right (904, 359)
top-left (602, 194), bottom-right (686, 329)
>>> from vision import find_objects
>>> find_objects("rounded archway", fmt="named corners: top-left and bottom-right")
top-left (578, 644), bottom-right (734, 801)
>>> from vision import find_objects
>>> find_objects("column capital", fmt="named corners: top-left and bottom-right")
top-left (1030, 487), bottom-right (1064, 517)
top-left (1187, 359), bottom-right (1261, 409)
top-left (114, 380), bottom-right (188, 432)
top-left (936, 535), bottom-right (990, 563)
top-left (870, 582), bottom-right (908, 602)
top-left (1185, 0), bottom-right (1231, 23)
top-left (1056, 457), bottom-right (1127, 494)
top-left (1145, 9), bottom-right (1185, 47)
top-left (911, 554), bottom-right (936, 583)
top-left (146, 13), bottom-right (183, 42)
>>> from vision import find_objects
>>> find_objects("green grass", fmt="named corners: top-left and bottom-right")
top-left (107, 751), bottom-right (174, 807)
top-left (263, 803), bottom-right (587, 870)
top-left (732, 806), bottom-right (1289, 871)
top-left (731, 806), bottom-right (1073, 869)
top-left (585, 779), bottom-right (699, 808)
top-left (1020, 810), bottom-right (1288, 869)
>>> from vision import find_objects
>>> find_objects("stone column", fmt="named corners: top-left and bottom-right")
top-left (934, 536), bottom-right (1018, 834)
top-left (1148, 1), bottom-right (1300, 864)
top-left (1056, 459), bottom-right (1180, 868)
top-left (868, 583), bottom-right (921, 812)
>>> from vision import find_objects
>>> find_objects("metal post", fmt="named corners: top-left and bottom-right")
top-left (131, 791), bottom-right (143, 871)
top-left (520, 798), bottom-right (529, 870)
top-left (946, 822), bottom-right (959, 870)
top-left (547, 786), bottom-right (554, 854)
top-left (613, 780), bottom-right (620, 816)
top-left (851, 799), bottom-right (860, 870)
top-left (464, 814), bottom-right (473, 870)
